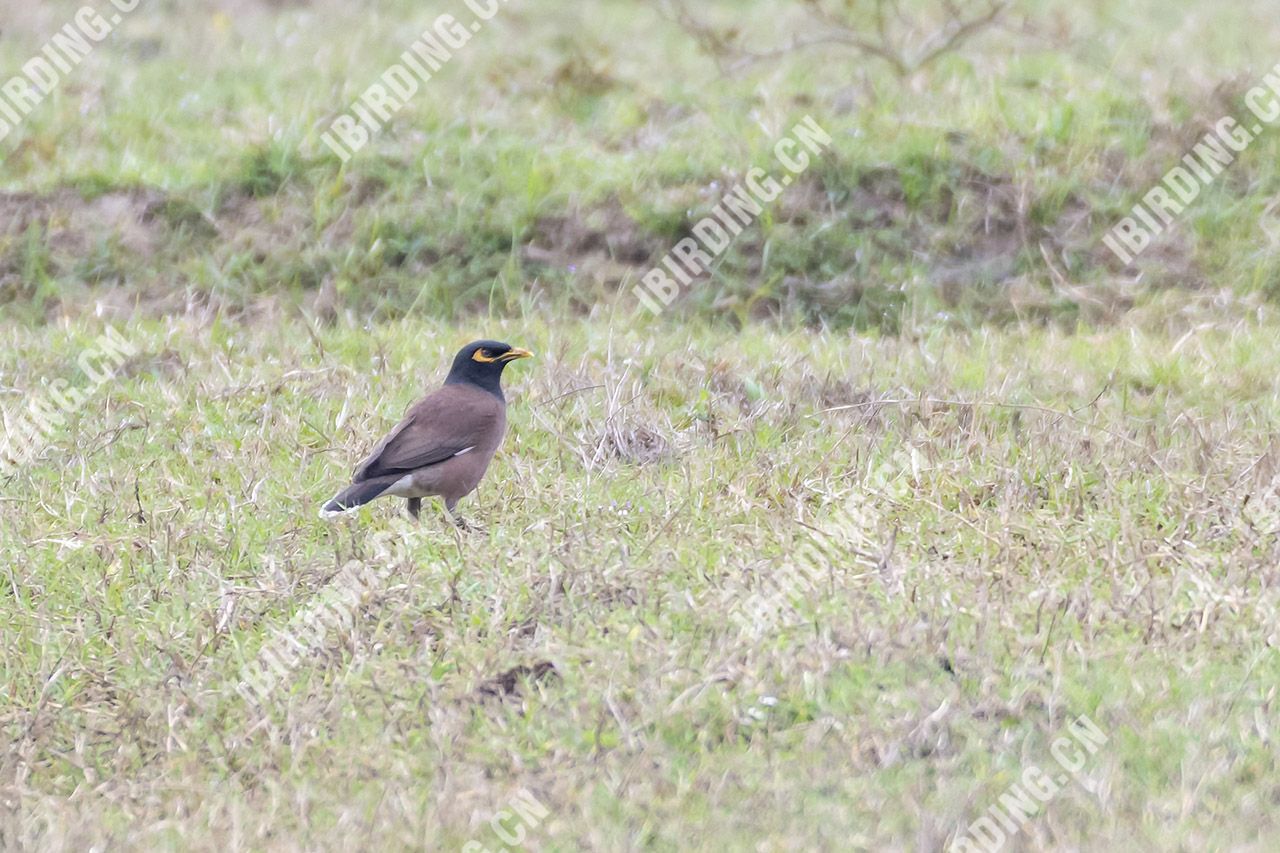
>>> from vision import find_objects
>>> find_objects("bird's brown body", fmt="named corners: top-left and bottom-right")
top-left (362, 384), bottom-right (506, 511)
top-left (321, 340), bottom-right (531, 524)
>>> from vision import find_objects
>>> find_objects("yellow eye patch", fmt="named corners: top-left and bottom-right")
top-left (472, 349), bottom-right (498, 363)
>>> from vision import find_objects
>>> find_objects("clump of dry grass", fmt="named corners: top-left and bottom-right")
top-left (577, 376), bottom-right (674, 468)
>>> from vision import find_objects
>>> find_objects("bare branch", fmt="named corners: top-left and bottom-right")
top-left (659, 0), bottom-right (1010, 78)
top-left (911, 1), bottom-right (1008, 72)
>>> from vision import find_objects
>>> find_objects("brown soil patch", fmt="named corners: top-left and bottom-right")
top-left (475, 661), bottom-right (559, 700)
top-left (0, 189), bottom-right (164, 264)
top-left (523, 196), bottom-right (663, 286)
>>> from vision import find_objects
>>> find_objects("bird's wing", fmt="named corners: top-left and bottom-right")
top-left (352, 386), bottom-right (501, 481)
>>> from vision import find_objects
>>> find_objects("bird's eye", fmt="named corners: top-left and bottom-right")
top-left (471, 348), bottom-right (499, 363)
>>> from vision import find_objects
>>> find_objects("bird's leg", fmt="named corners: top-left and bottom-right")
top-left (406, 497), bottom-right (421, 520)
top-left (444, 500), bottom-right (480, 533)
top-left (452, 515), bottom-right (486, 533)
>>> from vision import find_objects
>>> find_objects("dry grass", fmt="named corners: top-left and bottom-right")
top-left (4, 308), bottom-right (1280, 849)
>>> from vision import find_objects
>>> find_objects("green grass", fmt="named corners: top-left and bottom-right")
top-left (4, 0), bottom-right (1280, 325)
top-left (6, 0), bottom-right (1280, 848)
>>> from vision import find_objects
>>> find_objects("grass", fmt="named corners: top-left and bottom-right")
top-left (6, 0), bottom-right (1280, 849)
top-left (5, 0), bottom-right (1280, 324)
top-left (5, 309), bottom-right (1280, 849)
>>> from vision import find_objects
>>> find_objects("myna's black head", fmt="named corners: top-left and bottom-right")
top-left (444, 340), bottom-right (533, 399)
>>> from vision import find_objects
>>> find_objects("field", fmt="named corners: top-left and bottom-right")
top-left (4, 0), bottom-right (1280, 850)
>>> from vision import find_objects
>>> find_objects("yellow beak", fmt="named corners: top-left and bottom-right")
top-left (500, 347), bottom-right (534, 361)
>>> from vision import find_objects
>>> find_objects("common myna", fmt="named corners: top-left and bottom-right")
top-left (321, 340), bottom-right (533, 525)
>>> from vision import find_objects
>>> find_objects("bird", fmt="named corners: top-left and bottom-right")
top-left (321, 340), bottom-right (533, 526)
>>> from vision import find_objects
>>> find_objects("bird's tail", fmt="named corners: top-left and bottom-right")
top-left (320, 475), bottom-right (400, 518)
